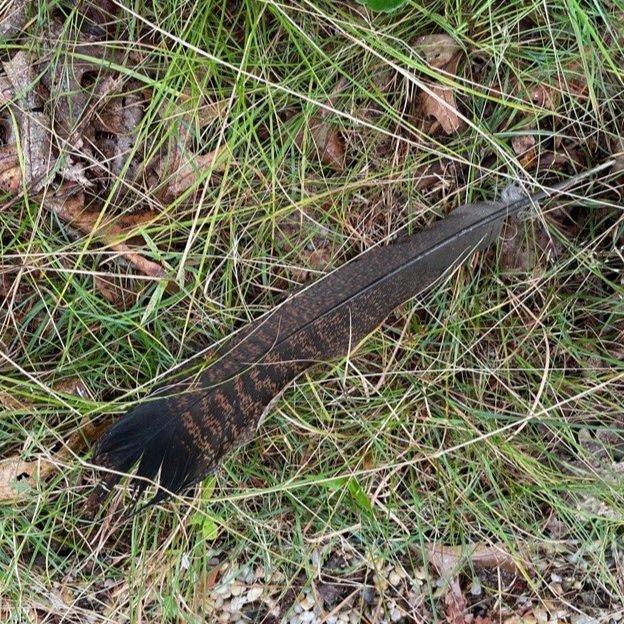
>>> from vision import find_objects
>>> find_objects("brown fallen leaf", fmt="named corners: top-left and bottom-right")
top-left (163, 143), bottom-right (232, 200)
top-left (0, 379), bottom-right (107, 503)
top-left (414, 34), bottom-right (465, 135)
top-left (0, 143), bottom-right (20, 193)
top-left (43, 188), bottom-right (169, 281)
top-left (306, 116), bottom-right (346, 171)
top-left (0, 457), bottom-right (56, 502)
top-left (425, 542), bottom-right (523, 578)
top-left (444, 577), bottom-right (467, 624)
top-left (511, 134), bottom-right (537, 168)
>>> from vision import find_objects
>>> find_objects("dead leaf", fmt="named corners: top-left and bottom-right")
top-left (511, 134), bottom-right (537, 167)
top-left (0, 0), bottom-right (29, 38)
top-left (0, 457), bottom-right (56, 502)
top-left (0, 380), bottom-right (105, 503)
top-left (413, 34), bottom-right (464, 135)
top-left (43, 188), bottom-right (169, 281)
top-left (444, 577), bottom-right (467, 624)
top-left (306, 117), bottom-right (346, 171)
top-left (426, 542), bottom-right (523, 578)
top-left (94, 274), bottom-right (137, 309)
top-left (163, 144), bottom-right (232, 200)
top-left (0, 143), bottom-right (21, 193)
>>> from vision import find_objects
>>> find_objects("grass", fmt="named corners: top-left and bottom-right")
top-left (1, 0), bottom-right (623, 622)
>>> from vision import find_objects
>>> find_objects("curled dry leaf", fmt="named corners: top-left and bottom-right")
top-left (306, 116), bottom-right (346, 171)
top-left (413, 34), bottom-right (465, 135)
top-left (425, 542), bottom-right (523, 578)
top-left (511, 134), bottom-right (537, 168)
top-left (0, 457), bottom-right (56, 502)
top-left (2, 52), bottom-right (52, 193)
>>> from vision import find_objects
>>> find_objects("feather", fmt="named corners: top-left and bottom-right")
top-left (92, 162), bottom-right (613, 507)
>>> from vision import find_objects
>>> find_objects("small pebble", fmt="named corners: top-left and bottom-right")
top-left (338, 612), bottom-right (349, 622)
top-left (300, 612), bottom-right (315, 622)
top-left (290, 616), bottom-right (301, 624)
top-left (254, 566), bottom-right (265, 580)
top-left (247, 586), bottom-right (263, 602)
top-left (361, 587), bottom-right (377, 605)
top-left (294, 603), bottom-right (303, 614)
top-left (533, 607), bottom-right (548, 623)
top-left (214, 585), bottom-right (232, 599)
top-left (230, 596), bottom-right (245, 612)
top-left (300, 594), bottom-right (315, 611)
top-left (349, 611), bottom-right (359, 624)
top-left (388, 571), bottom-right (402, 586)
top-left (414, 567), bottom-right (428, 581)
top-left (391, 607), bottom-right (402, 622)
top-left (550, 573), bottom-right (562, 583)
top-left (470, 577), bottom-right (482, 596)
top-left (230, 582), bottom-right (244, 597)
top-left (327, 617), bottom-right (338, 624)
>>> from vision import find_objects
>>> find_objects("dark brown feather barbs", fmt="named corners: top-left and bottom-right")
top-left (92, 161), bottom-right (614, 508)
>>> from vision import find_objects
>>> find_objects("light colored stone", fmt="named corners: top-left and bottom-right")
top-left (570, 616), bottom-right (598, 624)
top-left (230, 582), bottom-right (244, 597)
top-left (247, 586), bottom-right (263, 602)
top-left (300, 594), bottom-right (315, 611)
top-left (470, 577), bottom-right (482, 596)
top-left (388, 571), bottom-right (401, 586)
top-left (391, 608), bottom-right (402, 622)
top-left (214, 584), bottom-right (231, 598)
top-left (229, 596), bottom-right (245, 613)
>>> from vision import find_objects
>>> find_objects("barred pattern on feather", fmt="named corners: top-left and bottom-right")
top-left (92, 161), bottom-right (613, 508)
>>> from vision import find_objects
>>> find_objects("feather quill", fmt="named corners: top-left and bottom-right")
top-left (92, 162), bottom-right (612, 507)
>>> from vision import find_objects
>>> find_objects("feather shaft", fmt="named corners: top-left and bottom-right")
top-left (92, 162), bottom-right (612, 505)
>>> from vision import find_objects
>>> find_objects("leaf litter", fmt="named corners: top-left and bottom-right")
top-left (0, 15), bottom-right (232, 290)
